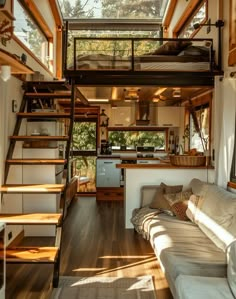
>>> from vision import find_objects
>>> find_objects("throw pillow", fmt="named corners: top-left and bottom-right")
top-left (227, 239), bottom-right (236, 298)
top-left (171, 200), bottom-right (189, 221)
top-left (164, 190), bottom-right (193, 221)
top-left (164, 189), bottom-right (192, 206)
top-left (152, 41), bottom-right (192, 56)
top-left (160, 182), bottom-right (183, 194)
top-left (149, 186), bottom-right (171, 210)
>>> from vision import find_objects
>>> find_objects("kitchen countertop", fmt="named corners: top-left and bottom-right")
top-left (116, 163), bottom-right (213, 169)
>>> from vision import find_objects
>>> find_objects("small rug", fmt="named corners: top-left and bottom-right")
top-left (50, 275), bottom-right (157, 299)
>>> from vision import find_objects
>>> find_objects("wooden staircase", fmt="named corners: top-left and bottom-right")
top-left (0, 80), bottom-right (74, 287)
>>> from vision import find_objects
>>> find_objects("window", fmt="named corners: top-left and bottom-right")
top-left (189, 104), bottom-right (209, 153)
top-left (178, 1), bottom-right (208, 38)
top-left (108, 128), bottom-right (166, 151)
top-left (72, 121), bottom-right (98, 193)
top-left (13, 0), bottom-right (49, 66)
top-left (58, 0), bottom-right (170, 20)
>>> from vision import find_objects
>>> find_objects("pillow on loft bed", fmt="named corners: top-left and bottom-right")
top-left (178, 45), bottom-right (210, 57)
top-left (149, 40), bottom-right (192, 56)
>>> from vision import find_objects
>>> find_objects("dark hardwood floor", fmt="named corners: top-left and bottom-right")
top-left (6, 197), bottom-right (173, 299)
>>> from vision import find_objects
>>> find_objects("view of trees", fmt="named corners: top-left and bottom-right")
top-left (58, 0), bottom-right (166, 19)
top-left (108, 131), bottom-right (165, 150)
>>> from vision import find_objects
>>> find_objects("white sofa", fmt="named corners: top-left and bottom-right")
top-left (131, 179), bottom-right (236, 299)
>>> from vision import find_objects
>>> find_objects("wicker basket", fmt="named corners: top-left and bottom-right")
top-left (169, 155), bottom-right (206, 166)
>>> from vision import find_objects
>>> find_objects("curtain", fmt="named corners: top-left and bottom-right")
top-left (214, 76), bottom-right (236, 188)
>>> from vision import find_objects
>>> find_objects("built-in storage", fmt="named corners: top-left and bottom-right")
top-left (109, 106), bottom-right (134, 127)
top-left (96, 158), bottom-right (121, 187)
top-left (96, 158), bottom-right (123, 200)
top-left (157, 107), bottom-right (183, 127)
top-left (96, 187), bottom-right (124, 201)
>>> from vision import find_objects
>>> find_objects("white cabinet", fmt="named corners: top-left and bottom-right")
top-left (157, 107), bottom-right (183, 127)
top-left (109, 106), bottom-right (133, 127)
top-left (96, 159), bottom-right (121, 187)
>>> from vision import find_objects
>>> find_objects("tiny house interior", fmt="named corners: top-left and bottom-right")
top-left (0, 0), bottom-right (236, 298)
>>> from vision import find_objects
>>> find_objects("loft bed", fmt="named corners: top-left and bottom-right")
top-left (63, 26), bottom-right (223, 87)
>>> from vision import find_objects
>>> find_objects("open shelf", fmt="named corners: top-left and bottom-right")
top-left (0, 49), bottom-right (34, 74)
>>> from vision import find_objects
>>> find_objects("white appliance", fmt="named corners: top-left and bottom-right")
top-left (0, 222), bottom-right (5, 299)
top-left (96, 159), bottom-right (121, 187)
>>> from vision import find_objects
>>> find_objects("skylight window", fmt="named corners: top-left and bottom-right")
top-left (58, 0), bottom-right (170, 20)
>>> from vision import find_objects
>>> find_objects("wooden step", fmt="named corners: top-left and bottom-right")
top-left (25, 92), bottom-right (71, 98)
top-left (23, 80), bottom-right (69, 91)
top-left (0, 213), bottom-right (62, 225)
top-left (3, 247), bottom-right (59, 263)
top-left (10, 135), bottom-right (69, 141)
top-left (0, 184), bottom-right (65, 193)
top-left (6, 159), bottom-right (67, 165)
top-left (17, 112), bottom-right (71, 119)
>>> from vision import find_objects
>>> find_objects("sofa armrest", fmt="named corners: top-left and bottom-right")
top-left (140, 185), bottom-right (160, 207)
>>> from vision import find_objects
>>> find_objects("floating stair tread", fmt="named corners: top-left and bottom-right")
top-left (17, 112), bottom-right (71, 118)
top-left (0, 213), bottom-right (62, 225)
top-left (25, 92), bottom-right (71, 98)
top-left (10, 136), bottom-right (69, 141)
top-left (4, 247), bottom-right (59, 263)
top-left (24, 81), bottom-right (69, 91)
top-left (6, 159), bottom-right (67, 165)
top-left (0, 184), bottom-right (65, 193)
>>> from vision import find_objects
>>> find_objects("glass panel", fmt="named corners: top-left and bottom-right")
top-left (13, 0), bottom-right (49, 66)
top-left (189, 105), bottom-right (209, 153)
top-left (58, 0), bottom-right (170, 20)
top-left (73, 122), bottom-right (97, 151)
top-left (74, 156), bottom-right (96, 192)
top-left (108, 130), bottom-right (166, 150)
top-left (178, 1), bottom-right (207, 38)
top-left (72, 121), bottom-right (97, 193)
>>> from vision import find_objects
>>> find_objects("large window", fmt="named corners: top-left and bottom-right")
top-left (189, 104), bottom-right (209, 153)
top-left (178, 1), bottom-right (208, 38)
top-left (13, 0), bottom-right (49, 66)
top-left (58, 0), bottom-right (170, 20)
top-left (108, 128), bottom-right (166, 151)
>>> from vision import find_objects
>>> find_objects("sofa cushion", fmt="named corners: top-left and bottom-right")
top-left (149, 185), bottom-right (171, 210)
top-left (189, 178), bottom-right (209, 196)
top-left (197, 184), bottom-right (236, 251)
top-left (227, 239), bottom-right (236, 297)
top-left (175, 275), bottom-right (234, 299)
top-left (148, 214), bottom-right (227, 297)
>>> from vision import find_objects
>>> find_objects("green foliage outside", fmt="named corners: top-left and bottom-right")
top-left (108, 131), bottom-right (165, 150)
top-left (72, 122), bottom-right (97, 191)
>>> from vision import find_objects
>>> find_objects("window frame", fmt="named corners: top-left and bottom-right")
top-left (107, 127), bottom-right (168, 152)
top-left (173, 0), bottom-right (208, 38)
top-left (177, 0), bottom-right (208, 38)
top-left (13, 0), bottom-right (53, 70)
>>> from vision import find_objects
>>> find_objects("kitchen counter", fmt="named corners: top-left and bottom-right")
top-left (117, 163), bottom-right (213, 169)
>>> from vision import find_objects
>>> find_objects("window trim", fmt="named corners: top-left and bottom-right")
top-left (108, 127), bottom-right (168, 152)
top-left (173, 0), bottom-right (208, 38)
top-left (13, 0), bottom-right (54, 72)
